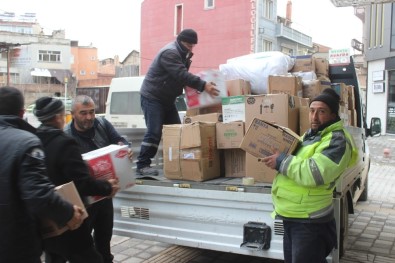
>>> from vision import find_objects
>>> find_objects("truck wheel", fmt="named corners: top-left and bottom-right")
top-left (358, 176), bottom-right (368, 202)
top-left (339, 196), bottom-right (349, 258)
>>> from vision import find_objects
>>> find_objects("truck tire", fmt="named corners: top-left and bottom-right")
top-left (339, 196), bottom-right (349, 258)
top-left (358, 176), bottom-right (368, 202)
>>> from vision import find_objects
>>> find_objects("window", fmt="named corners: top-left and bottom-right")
top-left (80, 70), bottom-right (86, 76)
top-left (205, 0), bottom-right (215, 9)
top-left (263, 40), bottom-right (272, 52)
top-left (38, 50), bottom-right (61, 62)
top-left (263, 0), bottom-right (274, 20)
top-left (175, 4), bottom-right (183, 35)
top-left (1, 51), bottom-right (7, 60)
top-left (110, 92), bottom-right (142, 115)
top-left (90, 71), bottom-right (95, 75)
top-left (281, 47), bottom-right (293, 56)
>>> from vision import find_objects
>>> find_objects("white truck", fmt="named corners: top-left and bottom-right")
top-left (111, 57), bottom-right (381, 263)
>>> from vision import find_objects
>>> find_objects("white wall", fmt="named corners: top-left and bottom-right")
top-left (367, 60), bottom-right (387, 134)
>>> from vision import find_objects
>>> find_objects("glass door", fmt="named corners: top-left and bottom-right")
top-left (387, 71), bottom-right (395, 133)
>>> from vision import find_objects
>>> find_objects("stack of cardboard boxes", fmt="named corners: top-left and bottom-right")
top-left (162, 56), bottom-right (356, 184)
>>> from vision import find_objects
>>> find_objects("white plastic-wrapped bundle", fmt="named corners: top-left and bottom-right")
top-left (219, 51), bottom-right (294, 94)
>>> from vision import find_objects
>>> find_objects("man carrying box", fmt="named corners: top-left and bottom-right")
top-left (64, 95), bottom-right (132, 263)
top-left (262, 88), bottom-right (358, 263)
top-left (0, 86), bottom-right (84, 263)
top-left (136, 28), bottom-right (219, 176)
top-left (34, 96), bottom-right (120, 263)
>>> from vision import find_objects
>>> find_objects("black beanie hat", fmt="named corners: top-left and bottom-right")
top-left (310, 88), bottom-right (340, 115)
top-left (177, 29), bottom-right (198, 44)
top-left (34, 96), bottom-right (65, 122)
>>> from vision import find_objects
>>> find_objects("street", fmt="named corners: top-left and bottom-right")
top-left (109, 135), bottom-right (395, 263)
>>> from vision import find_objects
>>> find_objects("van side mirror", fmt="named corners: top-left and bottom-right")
top-left (368, 117), bottom-right (381, 137)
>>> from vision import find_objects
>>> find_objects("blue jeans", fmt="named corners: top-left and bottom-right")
top-left (283, 219), bottom-right (337, 263)
top-left (137, 95), bottom-right (180, 169)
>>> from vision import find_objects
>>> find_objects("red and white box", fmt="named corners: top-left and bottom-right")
top-left (82, 144), bottom-right (134, 203)
top-left (185, 69), bottom-right (227, 109)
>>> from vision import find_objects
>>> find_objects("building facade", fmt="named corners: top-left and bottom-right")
top-left (140, 0), bottom-right (312, 75)
top-left (363, 2), bottom-right (395, 134)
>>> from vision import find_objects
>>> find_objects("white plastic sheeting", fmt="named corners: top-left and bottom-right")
top-left (219, 51), bottom-right (294, 94)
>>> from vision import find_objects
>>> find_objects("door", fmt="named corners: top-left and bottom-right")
top-left (387, 71), bottom-right (395, 133)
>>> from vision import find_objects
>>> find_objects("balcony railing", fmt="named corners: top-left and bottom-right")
top-left (276, 24), bottom-right (312, 47)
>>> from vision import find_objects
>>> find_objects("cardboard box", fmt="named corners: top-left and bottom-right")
top-left (240, 118), bottom-right (300, 159)
top-left (186, 104), bottom-right (222, 117)
top-left (291, 55), bottom-right (315, 72)
top-left (222, 94), bottom-right (301, 134)
top-left (347, 85), bottom-right (355, 110)
top-left (339, 105), bottom-right (350, 126)
top-left (216, 121), bottom-right (245, 149)
top-left (244, 94), bottom-right (300, 134)
top-left (82, 144), bottom-right (134, 203)
top-left (185, 70), bottom-right (227, 109)
top-left (246, 153), bottom-right (277, 183)
top-left (314, 57), bottom-right (329, 77)
top-left (350, 109), bottom-right (357, 127)
top-left (224, 149), bottom-right (246, 177)
top-left (226, 79), bottom-right (251, 96)
top-left (302, 80), bottom-right (325, 101)
top-left (268, 75), bottom-right (303, 97)
top-left (40, 181), bottom-right (88, 239)
top-left (299, 98), bottom-right (310, 136)
top-left (163, 122), bottom-right (220, 181)
top-left (184, 113), bottom-right (223, 124)
top-left (222, 96), bottom-right (248, 123)
top-left (162, 124), bottom-right (182, 178)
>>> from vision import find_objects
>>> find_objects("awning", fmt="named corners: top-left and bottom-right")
top-left (48, 69), bottom-right (72, 84)
top-left (30, 68), bottom-right (51, 77)
top-left (30, 68), bottom-right (72, 83)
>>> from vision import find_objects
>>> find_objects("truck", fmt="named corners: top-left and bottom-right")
top-left (111, 57), bottom-right (381, 263)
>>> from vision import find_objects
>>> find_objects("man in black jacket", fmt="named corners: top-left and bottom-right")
top-left (0, 86), bottom-right (84, 263)
top-left (64, 95), bottom-right (131, 263)
top-left (34, 96), bottom-right (120, 263)
top-left (136, 28), bottom-right (219, 176)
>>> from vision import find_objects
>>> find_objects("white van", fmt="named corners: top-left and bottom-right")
top-left (105, 76), bottom-right (186, 128)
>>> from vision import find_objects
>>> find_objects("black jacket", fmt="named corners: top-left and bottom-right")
top-left (36, 124), bottom-right (113, 202)
top-left (0, 116), bottom-right (74, 263)
top-left (140, 40), bottom-right (206, 105)
top-left (36, 124), bottom-right (113, 254)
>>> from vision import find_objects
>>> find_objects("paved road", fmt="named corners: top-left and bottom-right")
top-left (107, 135), bottom-right (395, 263)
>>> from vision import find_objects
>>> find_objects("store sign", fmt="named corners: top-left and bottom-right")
top-left (329, 48), bottom-right (350, 65)
top-left (372, 71), bottom-right (385, 82)
top-left (373, 82), bottom-right (385, 93)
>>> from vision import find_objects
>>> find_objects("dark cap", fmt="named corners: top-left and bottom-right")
top-left (310, 88), bottom-right (340, 115)
top-left (34, 96), bottom-right (65, 122)
top-left (177, 29), bottom-right (198, 44)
